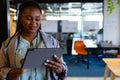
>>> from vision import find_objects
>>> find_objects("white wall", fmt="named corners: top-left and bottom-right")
top-left (104, 0), bottom-right (120, 45)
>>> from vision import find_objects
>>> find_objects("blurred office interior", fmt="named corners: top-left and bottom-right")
top-left (1, 0), bottom-right (120, 79)
top-left (8, 0), bottom-right (103, 53)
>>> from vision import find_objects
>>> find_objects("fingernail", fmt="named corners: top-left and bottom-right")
top-left (54, 55), bottom-right (57, 57)
top-left (44, 63), bottom-right (47, 65)
top-left (46, 59), bottom-right (50, 62)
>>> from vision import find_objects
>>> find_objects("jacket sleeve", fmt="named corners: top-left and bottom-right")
top-left (0, 40), bottom-right (11, 80)
top-left (40, 31), bottom-right (68, 80)
top-left (51, 36), bottom-right (68, 80)
top-left (57, 56), bottom-right (68, 80)
top-left (47, 56), bottom-right (68, 80)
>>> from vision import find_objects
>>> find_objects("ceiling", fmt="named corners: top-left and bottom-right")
top-left (9, 0), bottom-right (103, 16)
top-left (41, 2), bottom-right (103, 16)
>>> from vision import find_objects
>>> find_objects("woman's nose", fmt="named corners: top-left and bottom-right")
top-left (31, 19), bottom-right (36, 25)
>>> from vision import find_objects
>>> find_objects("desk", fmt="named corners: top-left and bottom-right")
top-left (86, 41), bottom-right (120, 58)
top-left (100, 42), bottom-right (119, 51)
top-left (103, 58), bottom-right (120, 80)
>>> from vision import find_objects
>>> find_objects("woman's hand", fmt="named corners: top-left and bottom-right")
top-left (6, 68), bottom-right (29, 80)
top-left (44, 55), bottom-right (63, 74)
top-left (6, 68), bottom-right (23, 80)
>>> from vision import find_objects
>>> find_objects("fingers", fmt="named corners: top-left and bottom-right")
top-left (44, 60), bottom-right (58, 71)
top-left (53, 55), bottom-right (62, 64)
top-left (44, 55), bottom-right (63, 74)
top-left (45, 60), bottom-right (60, 68)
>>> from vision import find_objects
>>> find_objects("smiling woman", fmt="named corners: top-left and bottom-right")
top-left (0, 1), bottom-right (67, 80)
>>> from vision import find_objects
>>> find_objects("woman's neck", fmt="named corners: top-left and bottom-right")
top-left (21, 31), bottom-right (37, 44)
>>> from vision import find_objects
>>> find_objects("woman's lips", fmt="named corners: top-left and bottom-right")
top-left (29, 26), bottom-right (37, 30)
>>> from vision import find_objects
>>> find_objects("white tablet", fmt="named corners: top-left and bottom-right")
top-left (21, 48), bottom-right (64, 68)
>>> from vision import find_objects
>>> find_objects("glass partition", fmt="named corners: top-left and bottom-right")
top-left (13, 2), bottom-right (103, 54)
top-left (38, 2), bottom-right (103, 54)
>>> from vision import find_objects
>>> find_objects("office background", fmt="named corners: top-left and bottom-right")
top-left (1, 0), bottom-right (120, 48)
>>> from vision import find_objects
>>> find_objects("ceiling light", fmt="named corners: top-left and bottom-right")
top-left (10, 8), bottom-right (16, 12)
top-left (47, 7), bottom-right (53, 12)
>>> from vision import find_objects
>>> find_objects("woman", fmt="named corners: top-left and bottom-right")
top-left (0, 0), bottom-right (67, 80)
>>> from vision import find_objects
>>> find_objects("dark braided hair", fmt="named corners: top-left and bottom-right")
top-left (16, 0), bottom-right (42, 34)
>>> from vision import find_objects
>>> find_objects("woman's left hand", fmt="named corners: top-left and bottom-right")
top-left (44, 55), bottom-right (63, 74)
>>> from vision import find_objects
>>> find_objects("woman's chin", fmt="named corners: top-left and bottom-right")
top-left (29, 30), bottom-right (38, 33)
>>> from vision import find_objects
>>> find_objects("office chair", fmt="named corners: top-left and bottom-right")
top-left (73, 40), bottom-right (89, 69)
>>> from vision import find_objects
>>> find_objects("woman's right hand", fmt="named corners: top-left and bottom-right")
top-left (6, 68), bottom-right (29, 80)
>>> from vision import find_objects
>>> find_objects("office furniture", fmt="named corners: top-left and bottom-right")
top-left (87, 41), bottom-right (119, 58)
top-left (103, 58), bottom-right (120, 80)
top-left (71, 39), bottom-right (119, 69)
top-left (103, 41), bottom-right (119, 58)
top-left (105, 50), bottom-right (118, 57)
top-left (74, 40), bottom-right (89, 69)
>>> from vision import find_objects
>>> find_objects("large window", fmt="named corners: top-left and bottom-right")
top-left (38, 2), bottom-right (103, 52)
top-left (10, 1), bottom-right (103, 54)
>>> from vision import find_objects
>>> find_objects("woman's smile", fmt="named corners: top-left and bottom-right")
top-left (29, 26), bottom-right (37, 31)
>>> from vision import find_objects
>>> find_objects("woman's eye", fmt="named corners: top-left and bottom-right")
top-left (36, 18), bottom-right (40, 21)
top-left (26, 17), bottom-right (32, 20)
top-left (25, 16), bottom-right (40, 21)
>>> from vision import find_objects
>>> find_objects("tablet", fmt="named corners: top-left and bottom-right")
top-left (21, 48), bottom-right (64, 68)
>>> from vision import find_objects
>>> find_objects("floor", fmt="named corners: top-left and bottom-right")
top-left (66, 38), bottom-right (120, 80)
top-left (67, 77), bottom-right (120, 80)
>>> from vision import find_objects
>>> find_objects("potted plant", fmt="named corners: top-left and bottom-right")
top-left (107, 0), bottom-right (120, 15)
top-left (98, 28), bottom-right (103, 34)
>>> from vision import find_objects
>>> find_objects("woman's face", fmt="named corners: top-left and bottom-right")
top-left (20, 7), bottom-right (41, 34)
